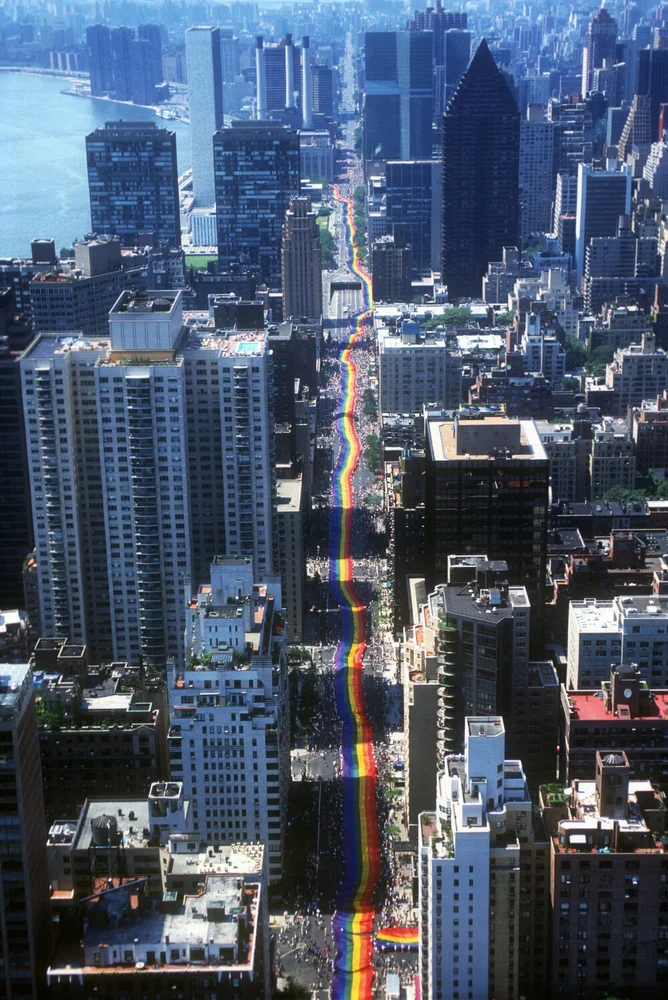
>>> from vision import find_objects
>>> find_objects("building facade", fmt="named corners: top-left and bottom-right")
top-left (214, 122), bottom-right (300, 288)
top-left (185, 26), bottom-right (223, 208)
top-left (86, 121), bottom-right (180, 248)
top-left (441, 41), bottom-right (520, 300)
top-left (281, 195), bottom-right (322, 321)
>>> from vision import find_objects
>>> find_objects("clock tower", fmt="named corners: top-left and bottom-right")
top-left (610, 662), bottom-right (641, 718)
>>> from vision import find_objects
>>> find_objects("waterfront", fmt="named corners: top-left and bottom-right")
top-left (0, 71), bottom-right (191, 257)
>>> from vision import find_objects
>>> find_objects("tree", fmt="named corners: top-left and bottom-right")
top-left (585, 344), bottom-right (614, 377)
top-left (275, 977), bottom-right (310, 999)
top-left (319, 228), bottom-right (336, 269)
top-left (564, 336), bottom-right (588, 370)
top-left (364, 433), bottom-right (381, 474)
top-left (655, 480), bottom-right (668, 500)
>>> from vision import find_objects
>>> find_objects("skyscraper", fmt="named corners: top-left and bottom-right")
top-left (0, 665), bottom-right (52, 998)
top-left (86, 24), bottom-right (113, 96)
top-left (281, 195), bottom-right (323, 320)
top-left (441, 40), bottom-right (520, 300)
top-left (312, 65), bottom-right (334, 117)
top-left (129, 37), bottom-right (156, 105)
top-left (0, 307), bottom-right (33, 610)
top-left (138, 22), bottom-right (162, 85)
top-left (582, 6), bottom-right (618, 96)
top-left (443, 28), bottom-right (470, 106)
top-left (86, 121), bottom-right (181, 247)
top-left (385, 159), bottom-right (442, 276)
top-left (185, 26), bottom-right (223, 207)
top-left (110, 26), bottom-right (134, 101)
top-left (21, 290), bottom-right (279, 667)
top-left (575, 161), bottom-right (632, 282)
top-left (363, 30), bottom-right (434, 163)
top-left (637, 45), bottom-right (668, 140)
top-left (519, 105), bottom-right (555, 240)
top-left (214, 121), bottom-right (300, 288)
top-left (425, 410), bottom-right (549, 617)
top-left (419, 719), bottom-right (548, 1000)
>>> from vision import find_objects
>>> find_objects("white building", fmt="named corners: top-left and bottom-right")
top-left (521, 313), bottom-right (566, 382)
top-left (643, 140), bottom-right (668, 199)
top-left (21, 291), bottom-right (278, 667)
top-left (20, 334), bottom-right (113, 658)
top-left (171, 557), bottom-right (290, 882)
top-left (378, 316), bottom-right (461, 414)
top-left (605, 333), bottom-right (668, 417)
top-left (185, 27), bottom-right (224, 207)
top-left (567, 595), bottom-right (668, 689)
top-left (97, 291), bottom-right (191, 668)
top-left (418, 717), bottom-right (532, 1000)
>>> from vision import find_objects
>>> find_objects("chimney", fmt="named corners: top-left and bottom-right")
top-left (255, 37), bottom-right (266, 119)
top-left (301, 36), bottom-right (312, 128)
top-left (285, 33), bottom-right (296, 109)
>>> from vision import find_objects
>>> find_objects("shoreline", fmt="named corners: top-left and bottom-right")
top-left (61, 86), bottom-right (190, 123)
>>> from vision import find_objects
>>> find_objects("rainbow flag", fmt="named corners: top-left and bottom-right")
top-left (375, 927), bottom-right (419, 951)
top-left (329, 185), bottom-right (377, 1000)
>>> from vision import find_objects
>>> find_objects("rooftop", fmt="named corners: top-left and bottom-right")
top-left (23, 334), bottom-right (110, 361)
top-left (566, 687), bottom-right (668, 722)
top-left (428, 413), bottom-right (547, 463)
top-left (166, 840), bottom-right (264, 878)
top-left (72, 798), bottom-right (153, 853)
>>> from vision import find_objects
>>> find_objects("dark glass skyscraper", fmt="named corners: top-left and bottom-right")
top-left (441, 40), bottom-right (520, 300)
top-left (363, 30), bottom-right (433, 162)
top-left (86, 24), bottom-right (113, 96)
top-left (86, 121), bottom-right (181, 247)
top-left (385, 160), bottom-right (442, 277)
top-left (214, 121), bottom-right (300, 287)
top-left (110, 26), bottom-right (134, 101)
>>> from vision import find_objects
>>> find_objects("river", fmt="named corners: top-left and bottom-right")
top-left (0, 71), bottom-right (191, 257)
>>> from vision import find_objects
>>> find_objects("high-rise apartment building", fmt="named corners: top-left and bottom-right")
top-left (214, 121), bottom-right (300, 288)
top-left (86, 121), bottom-right (181, 248)
top-left (0, 665), bottom-right (52, 998)
top-left (86, 24), bottom-right (113, 96)
top-left (549, 752), bottom-right (668, 998)
top-left (0, 315), bottom-right (33, 609)
top-left (20, 335), bottom-right (114, 659)
top-left (385, 160), bottom-right (442, 277)
top-left (519, 105), bottom-right (555, 240)
top-left (419, 718), bottom-right (547, 1000)
top-left (185, 26), bottom-right (223, 208)
top-left (575, 161), bottom-right (632, 282)
top-left (425, 410), bottom-right (549, 615)
top-left (582, 6), bottom-right (617, 95)
top-left (110, 26), bottom-right (134, 102)
top-left (137, 22), bottom-right (162, 86)
top-left (171, 557), bottom-right (290, 882)
top-left (96, 292), bottom-right (191, 670)
top-left (281, 195), bottom-right (322, 320)
top-left (441, 41), bottom-right (520, 300)
top-left (363, 30), bottom-right (434, 163)
top-left (21, 289), bottom-right (278, 667)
